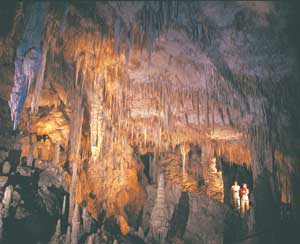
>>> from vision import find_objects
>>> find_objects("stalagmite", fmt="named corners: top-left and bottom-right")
top-left (82, 206), bottom-right (92, 233)
top-left (149, 173), bottom-right (169, 243)
top-left (66, 225), bottom-right (71, 244)
top-left (49, 219), bottom-right (62, 244)
top-left (207, 157), bottom-right (224, 202)
top-left (87, 234), bottom-right (94, 244)
top-left (2, 185), bottom-right (13, 208)
top-left (71, 204), bottom-right (80, 244)
top-left (55, 219), bottom-right (61, 236)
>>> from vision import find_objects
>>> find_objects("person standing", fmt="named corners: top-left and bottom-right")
top-left (240, 183), bottom-right (250, 215)
top-left (231, 181), bottom-right (240, 209)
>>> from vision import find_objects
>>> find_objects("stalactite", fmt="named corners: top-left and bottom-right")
top-left (146, 7), bottom-right (154, 64)
top-left (181, 144), bottom-right (190, 172)
top-left (125, 27), bottom-right (133, 70)
top-left (60, 1), bottom-right (69, 34)
top-left (114, 16), bottom-right (124, 54)
top-left (90, 77), bottom-right (105, 161)
top-left (30, 41), bottom-right (49, 115)
top-left (8, 2), bottom-right (49, 130)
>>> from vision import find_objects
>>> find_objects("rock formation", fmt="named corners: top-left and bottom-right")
top-left (71, 204), bottom-right (80, 244)
top-left (65, 226), bottom-right (71, 244)
top-left (0, 1), bottom-right (299, 244)
top-left (148, 173), bottom-right (169, 243)
top-left (82, 206), bottom-right (92, 234)
top-left (2, 185), bottom-right (13, 209)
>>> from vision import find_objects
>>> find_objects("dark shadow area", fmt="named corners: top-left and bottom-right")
top-left (0, 1), bottom-right (17, 38)
top-left (140, 153), bottom-right (152, 183)
top-left (7, 149), bottom-right (21, 171)
top-left (166, 192), bottom-right (189, 243)
top-left (2, 167), bottom-right (64, 244)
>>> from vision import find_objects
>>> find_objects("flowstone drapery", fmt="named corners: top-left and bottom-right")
top-left (8, 2), bottom-right (49, 129)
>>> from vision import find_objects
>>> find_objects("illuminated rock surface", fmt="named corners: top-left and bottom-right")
top-left (0, 1), bottom-right (299, 243)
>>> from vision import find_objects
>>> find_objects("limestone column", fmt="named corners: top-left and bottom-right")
top-left (68, 96), bottom-right (84, 224)
top-left (149, 173), bottom-right (169, 243)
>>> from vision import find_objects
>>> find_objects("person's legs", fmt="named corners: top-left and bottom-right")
top-left (245, 200), bottom-right (250, 211)
top-left (241, 199), bottom-right (245, 215)
top-left (234, 197), bottom-right (240, 209)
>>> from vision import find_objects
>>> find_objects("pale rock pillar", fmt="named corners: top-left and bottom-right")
top-left (149, 173), bottom-right (169, 243)
top-left (71, 204), bottom-right (80, 244)
top-left (2, 185), bottom-right (13, 208)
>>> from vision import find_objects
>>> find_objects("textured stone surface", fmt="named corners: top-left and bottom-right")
top-left (148, 173), bottom-right (169, 243)
top-left (183, 193), bottom-right (226, 244)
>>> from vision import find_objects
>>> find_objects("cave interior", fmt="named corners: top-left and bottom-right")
top-left (0, 1), bottom-right (300, 244)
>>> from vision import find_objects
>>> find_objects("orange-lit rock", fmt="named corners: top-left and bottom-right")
top-left (118, 215), bottom-right (131, 236)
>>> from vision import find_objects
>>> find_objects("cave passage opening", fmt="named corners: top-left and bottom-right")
top-left (221, 159), bottom-right (254, 207)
